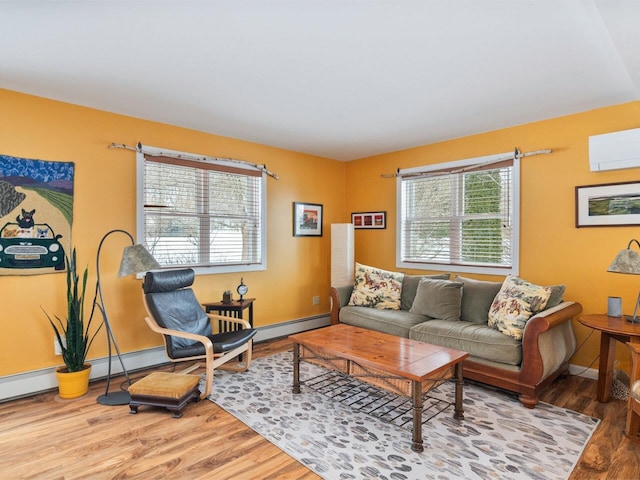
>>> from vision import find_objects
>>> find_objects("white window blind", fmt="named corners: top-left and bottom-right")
top-left (138, 149), bottom-right (266, 272)
top-left (397, 153), bottom-right (519, 275)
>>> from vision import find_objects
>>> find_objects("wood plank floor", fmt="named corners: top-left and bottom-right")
top-left (0, 337), bottom-right (639, 479)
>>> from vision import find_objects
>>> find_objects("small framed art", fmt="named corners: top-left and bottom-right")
top-left (575, 181), bottom-right (640, 227)
top-left (293, 202), bottom-right (323, 236)
top-left (351, 211), bottom-right (386, 229)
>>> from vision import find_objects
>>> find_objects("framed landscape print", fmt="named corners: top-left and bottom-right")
top-left (293, 202), bottom-right (323, 236)
top-left (575, 181), bottom-right (640, 227)
top-left (351, 211), bottom-right (386, 229)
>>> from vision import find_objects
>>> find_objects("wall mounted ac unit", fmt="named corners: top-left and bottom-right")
top-left (589, 127), bottom-right (640, 171)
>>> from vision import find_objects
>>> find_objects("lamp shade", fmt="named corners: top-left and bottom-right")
top-left (118, 244), bottom-right (161, 277)
top-left (607, 239), bottom-right (640, 275)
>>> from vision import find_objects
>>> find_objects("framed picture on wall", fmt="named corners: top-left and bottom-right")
top-left (575, 181), bottom-right (640, 227)
top-left (293, 202), bottom-right (323, 236)
top-left (351, 211), bottom-right (386, 229)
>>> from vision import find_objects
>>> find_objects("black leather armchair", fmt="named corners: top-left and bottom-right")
top-left (142, 268), bottom-right (257, 398)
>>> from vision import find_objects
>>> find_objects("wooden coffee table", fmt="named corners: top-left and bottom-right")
top-left (289, 324), bottom-right (468, 452)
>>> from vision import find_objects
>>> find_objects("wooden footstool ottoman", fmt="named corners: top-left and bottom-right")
top-left (129, 372), bottom-right (201, 418)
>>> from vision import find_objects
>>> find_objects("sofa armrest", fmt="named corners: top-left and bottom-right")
top-left (520, 300), bottom-right (583, 385)
top-left (329, 285), bottom-right (354, 325)
top-left (528, 300), bottom-right (583, 332)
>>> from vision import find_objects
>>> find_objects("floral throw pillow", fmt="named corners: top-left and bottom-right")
top-left (487, 275), bottom-right (552, 340)
top-left (348, 263), bottom-right (404, 310)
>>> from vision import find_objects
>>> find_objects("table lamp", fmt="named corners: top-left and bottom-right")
top-left (607, 238), bottom-right (640, 323)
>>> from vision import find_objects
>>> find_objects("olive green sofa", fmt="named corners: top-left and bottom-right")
top-left (329, 274), bottom-right (582, 408)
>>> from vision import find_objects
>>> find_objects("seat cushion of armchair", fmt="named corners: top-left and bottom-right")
top-left (409, 320), bottom-right (522, 365)
top-left (339, 305), bottom-right (429, 338)
top-left (171, 329), bottom-right (258, 359)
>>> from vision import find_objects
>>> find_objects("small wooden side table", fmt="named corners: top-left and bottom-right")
top-left (577, 314), bottom-right (640, 402)
top-left (202, 298), bottom-right (255, 331)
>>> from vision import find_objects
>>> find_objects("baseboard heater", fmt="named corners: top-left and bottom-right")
top-left (0, 315), bottom-right (330, 403)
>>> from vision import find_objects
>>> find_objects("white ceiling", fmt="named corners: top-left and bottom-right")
top-left (1, 1), bottom-right (639, 161)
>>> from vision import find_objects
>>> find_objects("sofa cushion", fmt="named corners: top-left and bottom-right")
top-left (401, 273), bottom-right (450, 310)
top-left (455, 275), bottom-right (565, 324)
top-left (455, 275), bottom-right (503, 324)
top-left (546, 284), bottom-right (566, 309)
top-left (488, 275), bottom-right (552, 340)
top-left (410, 278), bottom-right (463, 322)
top-left (348, 263), bottom-right (404, 310)
top-left (339, 305), bottom-right (427, 338)
top-left (409, 320), bottom-right (522, 366)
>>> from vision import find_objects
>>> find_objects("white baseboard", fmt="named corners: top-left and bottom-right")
top-left (253, 314), bottom-right (330, 342)
top-left (568, 364), bottom-right (598, 381)
top-left (0, 315), bottom-right (330, 403)
top-left (4, 315), bottom-right (602, 403)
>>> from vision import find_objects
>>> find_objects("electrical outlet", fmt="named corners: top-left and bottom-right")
top-left (313, 295), bottom-right (320, 305)
top-left (54, 337), bottom-right (66, 355)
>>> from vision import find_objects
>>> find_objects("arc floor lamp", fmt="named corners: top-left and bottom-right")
top-left (95, 229), bottom-right (160, 406)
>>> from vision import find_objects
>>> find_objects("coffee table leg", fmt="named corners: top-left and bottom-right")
top-left (411, 380), bottom-right (423, 452)
top-left (454, 362), bottom-right (464, 420)
top-left (292, 342), bottom-right (301, 394)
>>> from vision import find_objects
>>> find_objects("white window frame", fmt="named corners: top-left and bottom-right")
top-left (396, 151), bottom-right (520, 276)
top-left (136, 145), bottom-right (267, 275)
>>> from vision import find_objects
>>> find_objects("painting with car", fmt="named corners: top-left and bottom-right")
top-left (0, 154), bottom-right (73, 275)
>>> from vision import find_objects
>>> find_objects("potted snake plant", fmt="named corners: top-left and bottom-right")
top-left (45, 249), bottom-right (101, 399)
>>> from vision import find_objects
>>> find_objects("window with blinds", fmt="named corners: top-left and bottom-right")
top-left (397, 153), bottom-right (519, 275)
top-left (138, 149), bottom-right (266, 273)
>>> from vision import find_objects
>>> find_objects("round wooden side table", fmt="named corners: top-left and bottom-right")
top-left (577, 314), bottom-right (640, 402)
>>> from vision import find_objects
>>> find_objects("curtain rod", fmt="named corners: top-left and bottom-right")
top-left (382, 148), bottom-right (552, 178)
top-left (109, 142), bottom-right (280, 180)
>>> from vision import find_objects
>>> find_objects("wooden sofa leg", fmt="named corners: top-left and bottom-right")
top-left (518, 394), bottom-right (538, 409)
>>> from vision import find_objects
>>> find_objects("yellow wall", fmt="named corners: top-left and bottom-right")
top-left (345, 100), bottom-right (640, 372)
top-left (0, 88), bottom-right (345, 376)
top-left (2, 86), bottom-right (638, 379)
